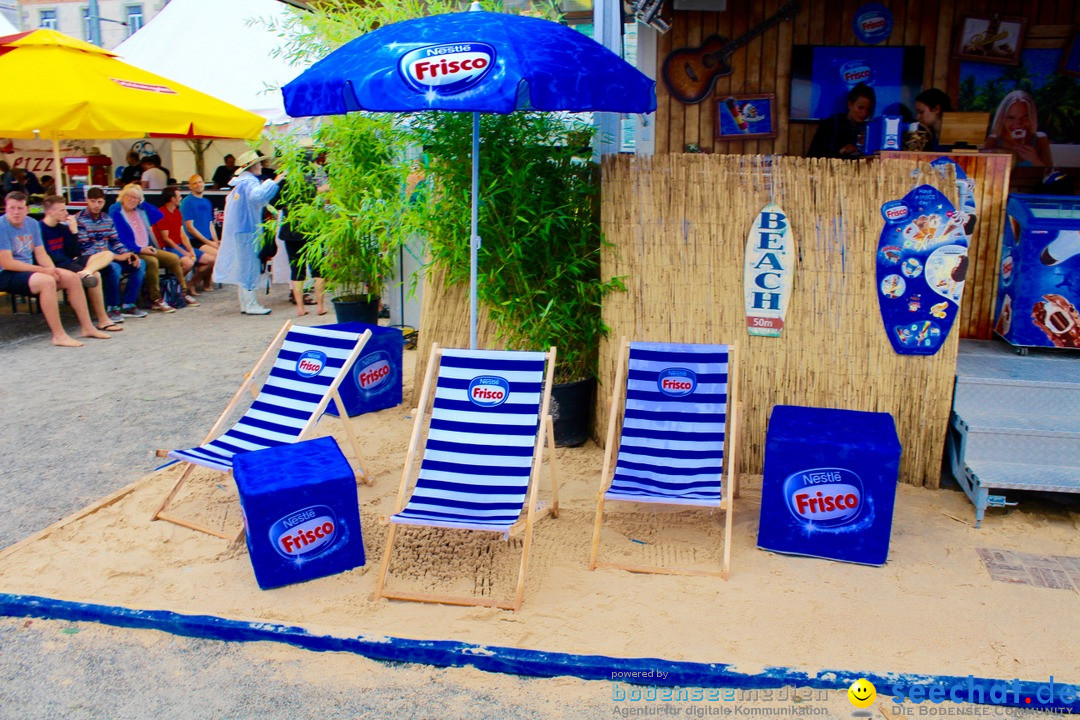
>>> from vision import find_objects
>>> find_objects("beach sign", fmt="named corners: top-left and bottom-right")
top-left (876, 184), bottom-right (970, 355)
top-left (744, 202), bottom-right (795, 337)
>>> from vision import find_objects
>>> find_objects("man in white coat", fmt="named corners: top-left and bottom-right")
top-left (213, 150), bottom-right (284, 315)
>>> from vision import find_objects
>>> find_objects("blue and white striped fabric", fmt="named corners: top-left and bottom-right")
top-left (168, 325), bottom-right (363, 472)
top-left (606, 342), bottom-right (729, 507)
top-left (392, 349), bottom-right (547, 533)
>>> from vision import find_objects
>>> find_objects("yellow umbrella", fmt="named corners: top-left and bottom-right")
top-left (0, 28), bottom-right (265, 186)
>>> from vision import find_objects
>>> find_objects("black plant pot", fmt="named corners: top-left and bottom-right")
top-left (332, 295), bottom-right (380, 325)
top-left (550, 377), bottom-right (596, 448)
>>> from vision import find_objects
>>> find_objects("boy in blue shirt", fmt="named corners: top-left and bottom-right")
top-left (0, 192), bottom-right (109, 347)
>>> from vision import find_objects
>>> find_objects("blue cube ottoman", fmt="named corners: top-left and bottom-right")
top-left (757, 405), bottom-right (902, 566)
top-left (233, 436), bottom-right (365, 589)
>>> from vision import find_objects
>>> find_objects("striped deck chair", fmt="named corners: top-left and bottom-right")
top-left (152, 321), bottom-right (373, 540)
top-left (589, 338), bottom-right (741, 579)
top-left (374, 343), bottom-right (559, 612)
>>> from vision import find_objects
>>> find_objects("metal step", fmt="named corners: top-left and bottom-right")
top-left (955, 409), bottom-right (1080, 435)
top-left (965, 458), bottom-right (1080, 493)
top-left (958, 424), bottom-right (1080, 467)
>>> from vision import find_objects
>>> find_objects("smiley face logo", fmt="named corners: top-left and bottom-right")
top-left (848, 678), bottom-right (876, 708)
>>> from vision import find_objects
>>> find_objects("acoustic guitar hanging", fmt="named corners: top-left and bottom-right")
top-left (662, 2), bottom-right (801, 105)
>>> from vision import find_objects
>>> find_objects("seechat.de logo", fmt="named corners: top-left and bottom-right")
top-left (657, 368), bottom-right (698, 398)
top-left (356, 350), bottom-right (392, 391)
top-left (468, 375), bottom-right (510, 408)
top-left (881, 200), bottom-right (910, 224)
top-left (269, 505), bottom-right (339, 560)
top-left (399, 42), bottom-right (495, 96)
top-left (296, 350), bottom-right (327, 378)
top-left (782, 467), bottom-right (864, 527)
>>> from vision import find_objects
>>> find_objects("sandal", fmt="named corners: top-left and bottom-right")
top-left (80, 274), bottom-right (99, 288)
top-left (97, 322), bottom-right (124, 332)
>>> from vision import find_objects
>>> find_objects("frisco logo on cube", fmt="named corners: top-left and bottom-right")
top-left (468, 375), bottom-right (509, 407)
top-left (657, 368), bottom-right (697, 397)
top-left (840, 60), bottom-right (874, 88)
top-left (269, 505), bottom-right (339, 559)
top-left (296, 350), bottom-right (327, 378)
top-left (782, 468), bottom-right (864, 527)
top-left (356, 350), bottom-right (392, 391)
top-left (399, 43), bottom-right (495, 96)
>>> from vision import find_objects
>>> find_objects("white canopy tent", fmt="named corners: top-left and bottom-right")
top-left (0, 14), bottom-right (18, 36)
top-left (113, 0), bottom-right (302, 125)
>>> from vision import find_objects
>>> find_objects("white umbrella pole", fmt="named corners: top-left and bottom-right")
top-left (51, 138), bottom-right (65, 202)
top-left (469, 111), bottom-right (480, 350)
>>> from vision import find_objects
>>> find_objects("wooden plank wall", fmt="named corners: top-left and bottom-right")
top-left (599, 154), bottom-right (961, 488)
top-left (654, 0), bottom-right (1080, 158)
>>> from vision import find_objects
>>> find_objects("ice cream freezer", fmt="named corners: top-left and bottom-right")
top-left (993, 194), bottom-right (1080, 352)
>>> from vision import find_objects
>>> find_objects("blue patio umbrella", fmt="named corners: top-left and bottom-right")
top-left (282, 3), bottom-right (656, 348)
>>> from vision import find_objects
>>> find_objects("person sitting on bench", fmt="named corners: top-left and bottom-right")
top-left (0, 191), bottom-right (110, 347)
top-left (40, 194), bottom-right (120, 332)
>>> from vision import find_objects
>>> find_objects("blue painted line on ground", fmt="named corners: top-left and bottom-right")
top-left (0, 592), bottom-right (1074, 711)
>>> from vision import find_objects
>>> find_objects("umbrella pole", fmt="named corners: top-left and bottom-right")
top-left (51, 138), bottom-right (65, 202)
top-left (469, 111), bottom-right (480, 350)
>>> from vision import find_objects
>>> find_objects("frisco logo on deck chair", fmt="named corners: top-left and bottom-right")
top-left (269, 505), bottom-right (339, 559)
top-left (657, 368), bottom-right (697, 397)
top-left (400, 43), bottom-right (495, 95)
top-left (782, 468), bottom-right (864, 527)
top-left (468, 376), bottom-right (510, 407)
top-left (356, 350), bottom-right (392, 391)
top-left (295, 350), bottom-right (327, 378)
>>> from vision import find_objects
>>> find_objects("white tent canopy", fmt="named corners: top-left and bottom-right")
top-left (113, 0), bottom-right (302, 125)
top-left (0, 15), bottom-right (17, 35)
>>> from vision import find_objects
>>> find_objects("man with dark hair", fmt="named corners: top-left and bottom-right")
top-left (40, 194), bottom-right (120, 331)
top-left (153, 186), bottom-right (208, 302)
top-left (77, 186), bottom-right (147, 322)
top-left (140, 155), bottom-right (168, 190)
top-left (117, 150), bottom-right (142, 186)
top-left (0, 191), bottom-right (110, 346)
top-left (211, 154), bottom-right (236, 189)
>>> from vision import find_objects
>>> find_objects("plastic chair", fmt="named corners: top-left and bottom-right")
top-left (589, 338), bottom-right (741, 578)
top-left (152, 321), bottom-right (372, 539)
top-left (373, 343), bottom-right (559, 611)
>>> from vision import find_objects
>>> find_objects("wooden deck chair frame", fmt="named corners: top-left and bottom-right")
top-left (373, 342), bottom-right (560, 612)
top-left (152, 320), bottom-right (373, 541)
top-left (588, 337), bottom-right (742, 579)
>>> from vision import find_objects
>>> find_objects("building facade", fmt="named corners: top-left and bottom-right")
top-left (15, 0), bottom-right (169, 49)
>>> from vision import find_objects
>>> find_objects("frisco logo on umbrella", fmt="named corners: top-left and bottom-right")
top-left (399, 43), bottom-right (496, 95)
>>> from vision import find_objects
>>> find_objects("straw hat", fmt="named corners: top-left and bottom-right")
top-left (234, 150), bottom-right (264, 176)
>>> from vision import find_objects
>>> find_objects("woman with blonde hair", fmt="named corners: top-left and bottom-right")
top-left (109, 183), bottom-right (198, 312)
top-left (984, 90), bottom-right (1053, 167)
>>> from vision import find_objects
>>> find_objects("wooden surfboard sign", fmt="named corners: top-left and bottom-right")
top-left (744, 202), bottom-right (795, 337)
top-left (876, 183), bottom-right (971, 356)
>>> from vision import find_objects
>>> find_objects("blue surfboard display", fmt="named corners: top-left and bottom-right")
top-left (877, 182), bottom-right (972, 355)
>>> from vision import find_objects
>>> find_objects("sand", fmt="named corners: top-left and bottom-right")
top-left (1, 345), bottom-right (1078, 690)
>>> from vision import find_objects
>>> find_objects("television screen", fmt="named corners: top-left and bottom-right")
top-left (790, 45), bottom-right (925, 122)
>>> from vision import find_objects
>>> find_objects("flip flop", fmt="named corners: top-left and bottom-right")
top-left (81, 274), bottom-right (99, 288)
top-left (97, 323), bottom-right (124, 332)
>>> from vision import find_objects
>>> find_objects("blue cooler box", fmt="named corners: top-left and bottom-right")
top-left (233, 436), bottom-right (365, 589)
top-left (993, 195), bottom-right (1080, 350)
top-left (321, 322), bottom-right (403, 417)
top-left (757, 405), bottom-right (902, 566)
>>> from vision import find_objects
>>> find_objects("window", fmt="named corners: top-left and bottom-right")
top-left (39, 9), bottom-right (57, 29)
top-left (125, 5), bottom-right (143, 36)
